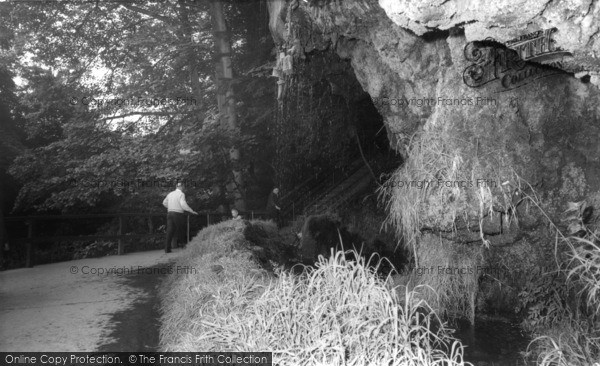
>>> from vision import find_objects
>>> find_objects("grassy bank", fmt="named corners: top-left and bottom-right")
top-left (158, 219), bottom-right (273, 351)
top-left (525, 236), bottom-right (600, 365)
top-left (158, 219), bottom-right (471, 365)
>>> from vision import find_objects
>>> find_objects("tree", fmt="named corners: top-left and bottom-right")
top-left (3, 0), bottom-right (275, 215)
top-left (210, 0), bottom-right (245, 211)
top-left (0, 60), bottom-right (24, 265)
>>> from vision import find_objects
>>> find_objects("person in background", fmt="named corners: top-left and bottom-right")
top-left (231, 208), bottom-right (242, 220)
top-left (266, 187), bottom-right (281, 227)
top-left (162, 182), bottom-right (198, 253)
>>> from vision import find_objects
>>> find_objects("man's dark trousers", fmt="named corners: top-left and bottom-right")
top-left (165, 211), bottom-right (185, 252)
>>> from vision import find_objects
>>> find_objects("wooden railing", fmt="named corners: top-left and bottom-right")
top-left (4, 210), bottom-right (268, 268)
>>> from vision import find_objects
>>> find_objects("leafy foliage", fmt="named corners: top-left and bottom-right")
top-left (516, 272), bottom-right (570, 331)
top-left (3, 0), bottom-right (278, 214)
top-left (3, 0), bottom-right (375, 218)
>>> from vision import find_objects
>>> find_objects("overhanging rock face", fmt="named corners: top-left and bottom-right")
top-left (268, 0), bottom-right (600, 251)
top-left (379, 0), bottom-right (600, 79)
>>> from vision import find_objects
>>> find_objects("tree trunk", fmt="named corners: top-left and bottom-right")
top-left (0, 209), bottom-right (4, 264)
top-left (177, 0), bottom-right (204, 117)
top-left (210, 0), bottom-right (246, 211)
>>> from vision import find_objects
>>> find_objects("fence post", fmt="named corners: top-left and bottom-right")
top-left (251, 210), bottom-right (254, 220)
top-left (26, 219), bottom-right (34, 268)
top-left (187, 214), bottom-right (190, 243)
top-left (118, 215), bottom-right (124, 255)
top-left (206, 212), bottom-right (210, 226)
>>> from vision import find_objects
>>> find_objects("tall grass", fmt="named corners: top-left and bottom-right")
top-left (237, 250), bottom-right (469, 365)
top-left (377, 128), bottom-right (517, 325)
top-left (528, 235), bottom-right (600, 366)
top-left (398, 235), bottom-right (483, 324)
top-left (379, 128), bottom-right (518, 265)
top-left (566, 237), bottom-right (600, 317)
top-left (159, 219), bottom-right (471, 365)
top-left (514, 196), bottom-right (600, 365)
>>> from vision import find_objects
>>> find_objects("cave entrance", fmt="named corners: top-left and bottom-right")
top-left (351, 94), bottom-right (403, 183)
top-left (272, 47), bottom-right (407, 271)
top-left (273, 48), bottom-right (402, 217)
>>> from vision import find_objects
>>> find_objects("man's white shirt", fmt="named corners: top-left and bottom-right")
top-left (163, 188), bottom-right (195, 213)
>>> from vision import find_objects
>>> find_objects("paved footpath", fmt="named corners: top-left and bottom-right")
top-left (0, 249), bottom-right (181, 352)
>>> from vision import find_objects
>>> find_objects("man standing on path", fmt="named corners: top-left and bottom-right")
top-left (162, 182), bottom-right (198, 253)
top-left (266, 187), bottom-right (281, 227)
